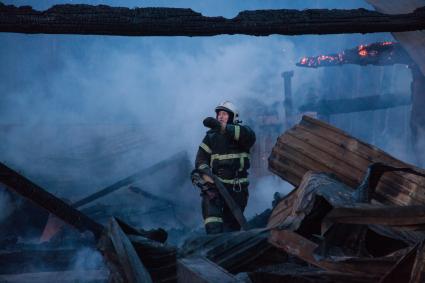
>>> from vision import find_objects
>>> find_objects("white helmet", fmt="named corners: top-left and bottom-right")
top-left (215, 101), bottom-right (239, 123)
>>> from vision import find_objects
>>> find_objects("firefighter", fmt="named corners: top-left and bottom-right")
top-left (193, 101), bottom-right (256, 234)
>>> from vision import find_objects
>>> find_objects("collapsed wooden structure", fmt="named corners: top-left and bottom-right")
top-left (2, 115), bottom-right (425, 282)
top-left (267, 116), bottom-right (425, 282)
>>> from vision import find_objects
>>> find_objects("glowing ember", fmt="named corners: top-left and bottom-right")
top-left (296, 41), bottom-right (407, 68)
top-left (358, 49), bottom-right (368, 57)
top-left (382, 41), bottom-right (394, 46)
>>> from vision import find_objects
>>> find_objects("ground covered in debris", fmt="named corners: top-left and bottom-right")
top-left (1, 116), bottom-right (425, 282)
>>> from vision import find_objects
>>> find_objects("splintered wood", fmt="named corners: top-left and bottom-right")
top-left (266, 116), bottom-right (425, 283)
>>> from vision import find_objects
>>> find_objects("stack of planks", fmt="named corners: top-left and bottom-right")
top-left (268, 115), bottom-right (425, 206)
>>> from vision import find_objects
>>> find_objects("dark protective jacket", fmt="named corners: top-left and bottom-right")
top-left (195, 123), bottom-right (256, 186)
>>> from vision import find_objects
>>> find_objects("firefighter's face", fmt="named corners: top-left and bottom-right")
top-left (217, 111), bottom-right (229, 124)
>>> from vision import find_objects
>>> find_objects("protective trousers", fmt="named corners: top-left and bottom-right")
top-left (201, 184), bottom-right (248, 234)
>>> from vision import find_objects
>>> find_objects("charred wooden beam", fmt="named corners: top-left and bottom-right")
top-left (297, 41), bottom-right (413, 68)
top-left (248, 268), bottom-right (377, 283)
top-left (127, 186), bottom-right (176, 207)
top-left (115, 217), bottom-right (167, 243)
top-left (268, 171), bottom-right (413, 259)
top-left (267, 187), bottom-right (299, 229)
top-left (299, 94), bottom-right (411, 115)
top-left (269, 229), bottom-right (394, 278)
top-left (1, 3), bottom-right (425, 36)
top-left (180, 229), bottom-right (285, 274)
top-left (129, 234), bottom-right (177, 283)
top-left (324, 205), bottom-right (425, 230)
top-left (366, 0), bottom-right (425, 77)
top-left (177, 257), bottom-right (236, 283)
top-left (104, 216), bottom-right (177, 283)
top-left (269, 172), bottom-right (354, 234)
top-left (108, 217), bottom-right (153, 283)
top-left (0, 162), bottom-right (104, 238)
top-left (72, 151), bottom-right (188, 208)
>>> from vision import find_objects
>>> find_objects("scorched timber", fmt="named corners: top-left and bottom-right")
top-left (1, 3), bottom-right (425, 36)
top-left (297, 42), bottom-right (413, 68)
top-left (107, 218), bottom-right (153, 283)
top-left (268, 115), bottom-right (425, 206)
top-left (269, 229), bottom-right (393, 278)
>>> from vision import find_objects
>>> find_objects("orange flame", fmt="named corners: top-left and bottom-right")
top-left (358, 49), bottom-right (368, 57)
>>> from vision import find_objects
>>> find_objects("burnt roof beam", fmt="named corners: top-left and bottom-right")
top-left (1, 3), bottom-right (425, 36)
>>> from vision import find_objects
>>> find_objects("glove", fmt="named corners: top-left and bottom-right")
top-left (191, 169), bottom-right (214, 192)
top-left (203, 117), bottom-right (221, 130)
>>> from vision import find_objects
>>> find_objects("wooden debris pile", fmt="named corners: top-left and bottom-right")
top-left (2, 116), bottom-right (425, 282)
top-left (0, 154), bottom-right (182, 282)
top-left (266, 115), bottom-right (425, 282)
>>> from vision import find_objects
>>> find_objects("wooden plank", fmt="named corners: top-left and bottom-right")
top-left (108, 218), bottom-right (153, 283)
top-left (272, 143), bottom-right (403, 206)
top-left (301, 116), bottom-right (425, 182)
top-left (267, 187), bottom-right (299, 229)
top-left (177, 257), bottom-right (236, 283)
top-left (297, 119), bottom-right (425, 189)
top-left (248, 269), bottom-right (377, 283)
top-left (278, 133), bottom-right (365, 185)
top-left (297, 120), bottom-right (425, 205)
top-left (324, 205), bottom-right (425, 229)
top-left (267, 171), bottom-right (420, 261)
top-left (283, 126), bottom-right (425, 205)
top-left (0, 162), bottom-right (104, 238)
top-left (116, 217), bottom-right (168, 243)
top-left (292, 124), bottom-right (422, 193)
top-left (269, 229), bottom-right (395, 277)
top-left (1, 3), bottom-right (425, 36)
top-left (129, 234), bottom-right (177, 282)
top-left (0, 270), bottom-right (108, 283)
top-left (269, 115), bottom-right (425, 206)
top-left (270, 144), bottom-right (330, 181)
top-left (268, 156), bottom-right (303, 186)
top-left (180, 229), bottom-right (284, 274)
top-left (270, 172), bottom-right (356, 233)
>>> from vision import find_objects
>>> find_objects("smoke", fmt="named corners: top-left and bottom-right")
top-left (0, 0), bottom-right (417, 236)
top-left (71, 247), bottom-right (106, 271)
top-left (245, 176), bottom-right (293, 218)
top-left (0, 187), bottom-right (14, 223)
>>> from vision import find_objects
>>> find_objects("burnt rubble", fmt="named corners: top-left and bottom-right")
top-left (1, 116), bottom-right (425, 282)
